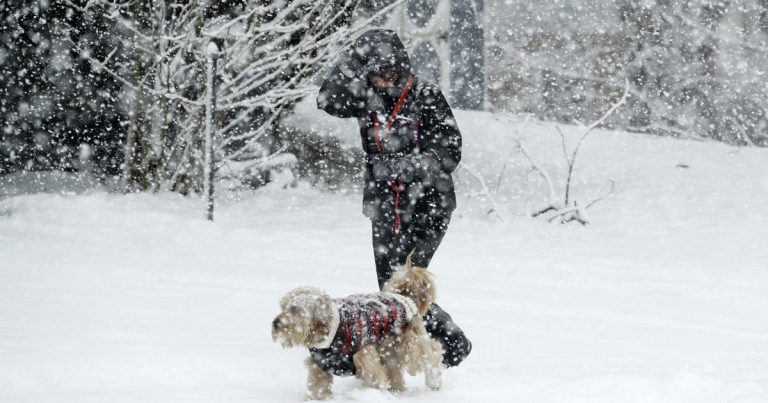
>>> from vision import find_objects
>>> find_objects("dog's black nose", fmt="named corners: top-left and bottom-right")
top-left (272, 318), bottom-right (281, 330)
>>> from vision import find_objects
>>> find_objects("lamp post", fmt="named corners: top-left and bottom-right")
top-left (204, 41), bottom-right (219, 221)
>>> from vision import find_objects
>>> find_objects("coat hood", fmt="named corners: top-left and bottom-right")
top-left (343, 29), bottom-right (412, 86)
top-left (318, 30), bottom-right (413, 118)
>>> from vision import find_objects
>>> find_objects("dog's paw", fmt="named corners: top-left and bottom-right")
top-left (425, 366), bottom-right (442, 391)
top-left (304, 390), bottom-right (332, 401)
top-left (361, 377), bottom-right (391, 391)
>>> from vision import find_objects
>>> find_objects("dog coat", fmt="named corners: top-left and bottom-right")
top-left (309, 292), bottom-right (418, 376)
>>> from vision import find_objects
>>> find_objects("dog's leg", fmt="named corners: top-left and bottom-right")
top-left (304, 356), bottom-right (333, 400)
top-left (378, 337), bottom-right (406, 392)
top-left (408, 335), bottom-right (443, 390)
top-left (424, 349), bottom-right (443, 391)
top-left (402, 319), bottom-right (442, 374)
top-left (401, 319), bottom-right (443, 391)
top-left (421, 337), bottom-right (444, 390)
top-left (352, 345), bottom-right (390, 390)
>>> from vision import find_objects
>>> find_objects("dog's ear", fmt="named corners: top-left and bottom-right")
top-left (310, 293), bottom-right (334, 322)
top-left (309, 294), bottom-right (334, 338)
top-left (311, 317), bottom-right (330, 339)
top-left (280, 287), bottom-right (325, 310)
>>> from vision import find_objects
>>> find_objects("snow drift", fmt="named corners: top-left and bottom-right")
top-left (2, 107), bottom-right (767, 402)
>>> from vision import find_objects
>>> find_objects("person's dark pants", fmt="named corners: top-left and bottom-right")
top-left (371, 208), bottom-right (472, 367)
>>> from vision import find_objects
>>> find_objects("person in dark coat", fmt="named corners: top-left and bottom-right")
top-left (317, 29), bottom-right (471, 368)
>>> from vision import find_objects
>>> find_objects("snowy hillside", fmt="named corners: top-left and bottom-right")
top-left (2, 109), bottom-right (768, 403)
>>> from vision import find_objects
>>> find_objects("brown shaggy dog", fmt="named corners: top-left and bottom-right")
top-left (271, 257), bottom-right (443, 400)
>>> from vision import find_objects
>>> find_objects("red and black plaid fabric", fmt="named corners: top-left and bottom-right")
top-left (309, 293), bottom-right (416, 376)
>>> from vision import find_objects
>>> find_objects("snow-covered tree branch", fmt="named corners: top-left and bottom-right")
top-left (79, 0), bottom-right (369, 195)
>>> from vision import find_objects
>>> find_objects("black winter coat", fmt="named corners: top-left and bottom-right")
top-left (317, 30), bottom-right (461, 225)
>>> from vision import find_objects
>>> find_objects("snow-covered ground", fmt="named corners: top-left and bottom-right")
top-left (2, 110), bottom-right (768, 402)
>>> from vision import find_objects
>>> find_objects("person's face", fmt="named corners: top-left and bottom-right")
top-left (369, 69), bottom-right (398, 89)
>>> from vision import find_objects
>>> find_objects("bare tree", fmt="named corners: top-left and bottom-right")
top-left (77, 0), bottom-right (372, 196)
top-left (525, 80), bottom-right (629, 225)
top-left (487, 1), bottom-right (768, 146)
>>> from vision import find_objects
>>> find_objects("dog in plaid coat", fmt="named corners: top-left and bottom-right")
top-left (272, 258), bottom-right (443, 399)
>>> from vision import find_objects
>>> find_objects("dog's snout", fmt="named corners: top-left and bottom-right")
top-left (272, 317), bottom-right (281, 330)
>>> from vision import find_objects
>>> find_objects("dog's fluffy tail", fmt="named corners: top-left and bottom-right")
top-left (382, 251), bottom-right (436, 316)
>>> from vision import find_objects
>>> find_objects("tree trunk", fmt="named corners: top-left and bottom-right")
top-left (204, 43), bottom-right (218, 221)
top-left (758, 0), bottom-right (768, 38)
top-left (123, 31), bottom-right (149, 193)
top-left (617, 1), bottom-right (658, 129)
top-left (696, 1), bottom-right (729, 142)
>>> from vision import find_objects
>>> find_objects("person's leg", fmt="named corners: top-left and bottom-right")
top-left (401, 209), bottom-right (473, 367)
top-left (372, 216), bottom-right (416, 290)
top-left (407, 209), bottom-right (451, 268)
top-left (372, 218), bottom-right (396, 290)
top-left (423, 303), bottom-right (472, 367)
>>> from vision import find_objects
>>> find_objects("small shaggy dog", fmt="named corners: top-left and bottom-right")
top-left (271, 257), bottom-right (444, 400)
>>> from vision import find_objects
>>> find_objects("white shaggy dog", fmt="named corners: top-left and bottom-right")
top-left (271, 257), bottom-right (444, 400)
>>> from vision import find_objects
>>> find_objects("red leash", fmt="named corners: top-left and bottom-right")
top-left (371, 74), bottom-right (414, 234)
top-left (391, 180), bottom-right (403, 234)
top-left (372, 74), bottom-right (414, 154)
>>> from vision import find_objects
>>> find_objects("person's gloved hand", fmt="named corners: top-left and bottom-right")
top-left (392, 156), bottom-right (416, 183)
top-left (369, 154), bottom-right (418, 183)
top-left (370, 154), bottom-right (393, 182)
